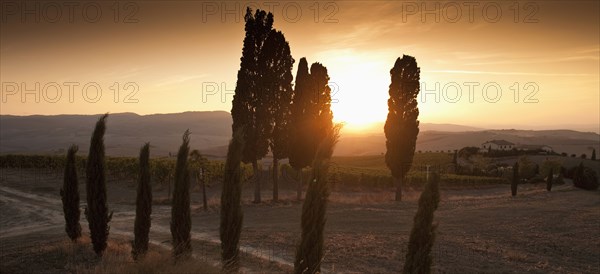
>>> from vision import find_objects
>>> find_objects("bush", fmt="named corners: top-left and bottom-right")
top-left (573, 163), bottom-right (599, 190)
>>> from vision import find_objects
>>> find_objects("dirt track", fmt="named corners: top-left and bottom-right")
top-left (1, 168), bottom-right (599, 273)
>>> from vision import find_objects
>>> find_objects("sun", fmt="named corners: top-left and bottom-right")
top-left (320, 50), bottom-right (391, 134)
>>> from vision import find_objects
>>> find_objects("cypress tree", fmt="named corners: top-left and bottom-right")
top-left (261, 29), bottom-right (294, 202)
top-left (132, 143), bottom-right (152, 260)
top-left (231, 8), bottom-right (275, 204)
top-left (60, 144), bottom-right (81, 242)
top-left (85, 113), bottom-right (112, 256)
top-left (384, 56), bottom-right (421, 201)
top-left (546, 169), bottom-right (553, 191)
top-left (171, 130), bottom-right (192, 259)
top-left (289, 58), bottom-right (333, 200)
top-left (592, 149), bottom-right (596, 161)
top-left (511, 162), bottom-right (519, 196)
top-left (294, 124), bottom-right (341, 274)
top-left (220, 128), bottom-right (245, 271)
top-left (402, 171), bottom-right (440, 274)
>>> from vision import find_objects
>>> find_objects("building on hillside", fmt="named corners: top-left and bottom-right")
top-left (516, 144), bottom-right (553, 153)
top-left (481, 140), bottom-right (515, 152)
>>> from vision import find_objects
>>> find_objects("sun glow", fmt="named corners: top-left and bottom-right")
top-left (320, 49), bottom-right (391, 133)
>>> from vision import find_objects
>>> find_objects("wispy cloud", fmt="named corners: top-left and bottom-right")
top-left (155, 74), bottom-right (209, 87)
top-left (425, 70), bottom-right (591, 77)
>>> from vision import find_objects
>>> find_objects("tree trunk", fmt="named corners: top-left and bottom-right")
top-left (272, 158), bottom-right (279, 202)
top-left (394, 176), bottom-right (402, 201)
top-left (296, 167), bottom-right (303, 201)
top-left (253, 161), bottom-right (261, 203)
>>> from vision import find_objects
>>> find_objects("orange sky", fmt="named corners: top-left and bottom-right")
top-left (1, 1), bottom-right (598, 132)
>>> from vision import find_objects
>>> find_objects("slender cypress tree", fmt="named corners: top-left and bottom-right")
top-left (402, 171), bottom-right (440, 274)
top-left (261, 29), bottom-right (294, 202)
top-left (231, 8), bottom-right (275, 204)
top-left (294, 124), bottom-right (341, 274)
top-left (289, 58), bottom-right (333, 200)
top-left (85, 113), bottom-right (112, 256)
top-left (511, 162), bottom-right (519, 196)
top-left (384, 55), bottom-right (421, 201)
top-left (171, 130), bottom-right (192, 259)
top-left (546, 169), bottom-right (553, 191)
top-left (132, 143), bottom-right (152, 260)
top-left (60, 144), bottom-right (81, 242)
top-left (220, 128), bottom-right (245, 271)
top-left (592, 149), bottom-right (596, 161)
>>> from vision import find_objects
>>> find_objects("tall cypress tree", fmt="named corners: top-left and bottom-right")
top-left (384, 55), bottom-right (421, 201)
top-left (260, 29), bottom-right (295, 202)
top-left (592, 149), bottom-right (596, 161)
top-left (511, 162), bottom-right (519, 196)
top-left (85, 113), bottom-right (112, 256)
top-left (60, 144), bottom-right (81, 242)
top-left (132, 143), bottom-right (152, 260)
top-left (220, 128), bottom-right (245, 271)
top-left (289, 58), bottom-right (333, 200)
top-left (231, 8), bottom-right (275, 204)
top-left (546, 169), bottom-right (553, 191)
top-left (294, 124), bottom-right (340, 274)
top-left (171, 130), bottom-right (192, 259)
top-left (402, 171), bottom-right (440, 274)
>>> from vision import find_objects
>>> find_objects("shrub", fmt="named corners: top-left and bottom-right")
top-left (573, 163), bottom-right (599, 190)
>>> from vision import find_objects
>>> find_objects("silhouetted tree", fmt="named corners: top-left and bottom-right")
top-left (132, 143), bottom-right (152, 260)
top-left (573, 162), bottom-right (599, 190)
top-left (403, 171), bottom-right (440, 274)
top-left (289, 58), bottom-right (333, 200)
top-left (231, 8), bottom-right (275, 203)
top-left (260, 29), bottom-right (294, 202)
top-left (384, 56), bottom-right (421, 201)
top-left (60, 144), bottom-right (81, 242)
top-left (220, 128), bottom-right (245, 271)
top-left (592, 149), bottom-right (596, 161)
top-left (581, 153), bottom-right (587, 159)
top-left (546, 169), bottom-right (553, 191)
top-left (511, 162), bottom-right (519, 196)
top-left (85, 113), bottom-right (112, 256)
top-left (294, 124), bottom-right (341, 274)
top-left (171, 130), bottom-right (192, 259)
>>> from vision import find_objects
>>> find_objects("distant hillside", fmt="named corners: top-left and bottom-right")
top-left (0, 111), bottom-right (232, 158)
top-left (1, 112), bottom-right (598, 157)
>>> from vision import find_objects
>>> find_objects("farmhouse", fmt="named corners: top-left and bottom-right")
top-left (481, 140), bottom-right (515, 151)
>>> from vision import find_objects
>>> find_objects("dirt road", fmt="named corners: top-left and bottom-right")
top-left (1, 168), bottom-right (599, 273)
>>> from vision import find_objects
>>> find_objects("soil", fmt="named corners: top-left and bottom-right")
top-left (1, 168), bottom-right (598, 273)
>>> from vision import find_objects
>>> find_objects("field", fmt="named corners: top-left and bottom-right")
top-left (1, 159), bottom-right (599, 273)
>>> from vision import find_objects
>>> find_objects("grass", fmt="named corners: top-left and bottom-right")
top-left (3, 233), bottom-right (220, 274)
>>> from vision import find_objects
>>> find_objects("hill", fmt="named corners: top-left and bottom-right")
top-left (1, 112), bottom-right (598, 157)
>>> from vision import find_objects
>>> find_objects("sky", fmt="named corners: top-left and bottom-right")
top-left (1, 1), bottom-right (599, 132)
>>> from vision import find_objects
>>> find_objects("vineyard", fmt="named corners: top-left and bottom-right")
top-left (0, 152), bottom-right (506, 194)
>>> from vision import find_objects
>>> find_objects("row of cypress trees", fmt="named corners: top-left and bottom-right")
top-left (60, 115), bottom-right (193, 261)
